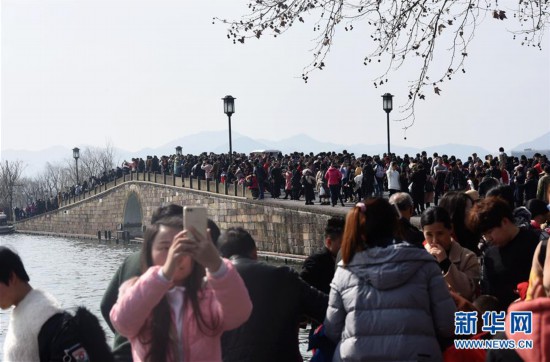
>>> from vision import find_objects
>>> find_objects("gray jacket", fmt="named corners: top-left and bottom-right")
top-left (324, 243), bottom-right (456, 362)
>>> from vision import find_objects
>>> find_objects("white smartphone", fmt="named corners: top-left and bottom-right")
top-left (183, 206), bottom-right (208, 240)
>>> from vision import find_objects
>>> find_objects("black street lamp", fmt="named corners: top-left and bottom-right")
top-left (73, 147), bottom-right (80, 184)
top-left (222, 95), bottom-right (236, 162)
top-left (175, 146), bottom-right (182, 156)
top-left (382, 93), bottom-right (394, 156)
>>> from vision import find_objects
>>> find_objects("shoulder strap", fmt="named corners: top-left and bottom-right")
top-left (538, 238), bottom-right (548, 267)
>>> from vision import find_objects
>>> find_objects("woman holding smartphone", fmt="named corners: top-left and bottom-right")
top-left (110, 204), bottom-right (252, 362)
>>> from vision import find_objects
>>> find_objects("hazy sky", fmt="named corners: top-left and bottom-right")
top-left (1, 0), bottom-right (549, 156)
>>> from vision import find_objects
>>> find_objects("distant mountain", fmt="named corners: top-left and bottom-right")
top-left (419, 144), bottom-right (492, 161)
top-left (1, 146), bottom-right (73, 176)
top-left (259, 134), bottom-right (490, 161)
top-left (141, 130), bottom-right (268, 156)
top-left (513, 131), bottom-right (550, 153)
top-left (258, 134), bottom-right (344, 154)
top-left (2, 131), bottom-right (546, 177)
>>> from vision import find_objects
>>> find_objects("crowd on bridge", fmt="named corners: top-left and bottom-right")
top-left (14, 146), bottom-right (550, 221)
top-left (100, 147), bottom-right (550, 210)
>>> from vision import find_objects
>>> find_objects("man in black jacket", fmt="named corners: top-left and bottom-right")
top-left (361, 157), bottom-right (376, 198)
top-left (300, 216), bottom-right (345, 294)
top-left (468, 196), bottom-right (539, 311)
top-left (269, 161), bottom-right (283, 199)
top-left (218, 227), bottom-right (328, 362)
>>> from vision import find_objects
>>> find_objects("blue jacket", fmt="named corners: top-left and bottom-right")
top-left (324, 243), bottom-right (456, 362)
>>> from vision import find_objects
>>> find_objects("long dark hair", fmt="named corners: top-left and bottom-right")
top-left (439, 191), bottom-right (481, 254)
top-left (140, 209), bottom-right (220, 362)
top-left (341, 197), bottom-right (398, 265)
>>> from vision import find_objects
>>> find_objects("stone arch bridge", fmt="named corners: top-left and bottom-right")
top-left (15, 175), bottom-right (344, 256)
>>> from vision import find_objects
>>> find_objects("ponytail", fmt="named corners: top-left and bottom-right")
top-left (341, 198), bottom-right (398, 265)
top-left (341, 204), bottom-right (367, 265)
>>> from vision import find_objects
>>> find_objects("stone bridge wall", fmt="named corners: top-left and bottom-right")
top-left (15, 181), bottom-right (344, 255)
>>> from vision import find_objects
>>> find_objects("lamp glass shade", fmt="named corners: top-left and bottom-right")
top-left (72, 147), bottom-right (80, 159)
top-left (223, 95), bottom-right (235, 115)
top-left (382, 93), bottom-right (393, 113)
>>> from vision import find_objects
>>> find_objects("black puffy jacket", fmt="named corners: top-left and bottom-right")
top-left (38, 307), bottom-right (113, 362)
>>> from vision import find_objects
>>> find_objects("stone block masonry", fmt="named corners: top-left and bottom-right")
top-left (15, 181), bottom-right (344, 256)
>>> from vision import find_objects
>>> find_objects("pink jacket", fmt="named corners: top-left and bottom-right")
top-left (506, 298), bottom-right (550, 362)
top-left (325, 166), bottom-right (342, 186)
top-left (110, 259), bottom-right (252, 362)
top-left (285, 170), bottom-right (292, 190)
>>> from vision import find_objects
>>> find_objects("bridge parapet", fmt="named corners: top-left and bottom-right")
top-left (60, 172), bottom-right (254, 208)
top-left (15, 180), bottom-right (338, 256)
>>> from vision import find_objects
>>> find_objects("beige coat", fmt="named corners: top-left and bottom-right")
top-left (444, 240), bottom-right (481, 301)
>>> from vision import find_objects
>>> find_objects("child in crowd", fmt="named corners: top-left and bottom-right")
top-left (110, 206), bottom-right (252, 362)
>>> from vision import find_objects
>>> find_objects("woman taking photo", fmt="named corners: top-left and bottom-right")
top-left (110, 205), bottom-right (252, 362)
top-left (324, 197), bottom-right (456, 361)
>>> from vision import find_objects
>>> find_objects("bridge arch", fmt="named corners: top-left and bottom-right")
top-left (122, 191), bottom-right (143, 237)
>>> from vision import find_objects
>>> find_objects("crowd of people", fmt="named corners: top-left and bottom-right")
top-left (119, 147), bottom-right (550, 209)
top-left (3, 147), bottom-right (550, 361)
top-left (16, 146), bottom-right (550, 219)
top-left (3, 188), bottom-right (550, 361)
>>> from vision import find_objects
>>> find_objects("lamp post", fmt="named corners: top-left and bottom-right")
top-left (175, 146), bottom-right (182, 156)
top-left (72, 147), bottom-right (80, 185)
top-left (222, 95), bottom-right (236, 163)
top-left (382, 93), bottom-right (394, 156)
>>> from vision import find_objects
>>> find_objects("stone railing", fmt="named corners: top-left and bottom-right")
top-left (60, 172), bottom-right (255, 207)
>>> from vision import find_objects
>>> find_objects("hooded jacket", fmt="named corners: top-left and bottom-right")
top-left (324, 243), bottom-right (456, 362)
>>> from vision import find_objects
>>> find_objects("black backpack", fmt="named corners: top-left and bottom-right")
top-left (38, 307), bottom-right (114, 362)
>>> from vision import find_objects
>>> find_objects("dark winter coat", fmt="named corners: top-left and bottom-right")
top-left (221, 256), bottom-right (328, 362)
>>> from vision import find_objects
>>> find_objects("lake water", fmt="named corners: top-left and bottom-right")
top-left (0, 233), bottom-right (312, 361)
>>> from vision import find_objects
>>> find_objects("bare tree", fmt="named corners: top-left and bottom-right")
top-left (41, 162), bottom-right (72, 197)
top-left (0, 160), bottom-right (25, 220)
top-left (216, 0), bottom-right (549, 127)
top-left (19, 177), bottom-right (44, 205)
top-left (99, 140), bottom-right (118, 175)
top-left (73, 142), bottom-right (117, 183)
top-left (77, 148), bottom-right (102, 183)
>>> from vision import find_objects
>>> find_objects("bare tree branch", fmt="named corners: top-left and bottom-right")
top-left (215, 0), bottom-right (549, 128)
top-left (0, 160), bottom-right (26, 219)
